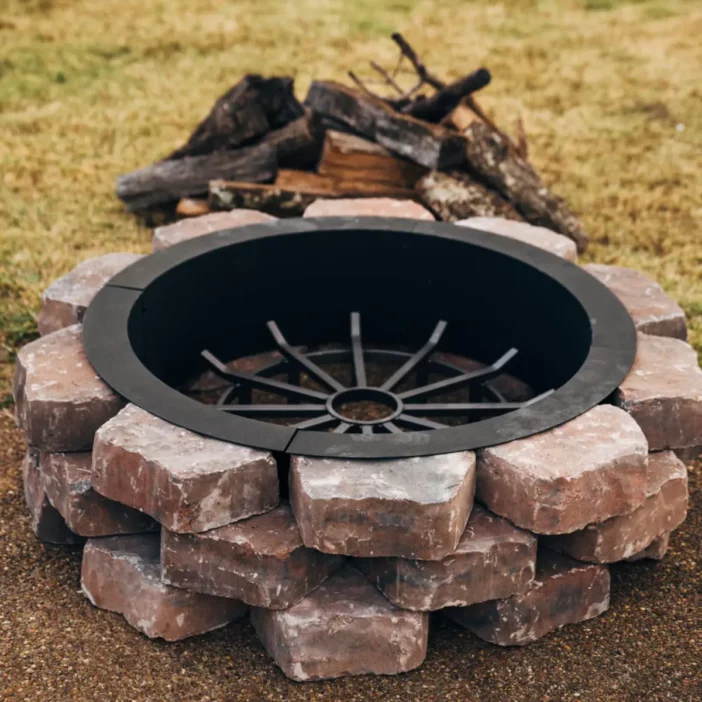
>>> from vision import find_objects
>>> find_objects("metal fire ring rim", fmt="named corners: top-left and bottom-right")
top-left (83, 217), bottom-right (637, 459)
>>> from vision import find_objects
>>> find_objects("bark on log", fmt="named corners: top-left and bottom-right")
top-left (416, 170), bottom-right (522, 222)
top-left (167, 75), bottom-right (304, 160)
top-left (305, 81), bottom-right (466, 170)
top-left (259, 110), bottom-right (324, 168)
top-left (317, 130), bottom-right (426, 187)
top-left (209, 174), bottom-right (416, 217)
top-left (463, 122), bottom-right (589, 251)
top-left (116, 144), bottom-right (277, 212)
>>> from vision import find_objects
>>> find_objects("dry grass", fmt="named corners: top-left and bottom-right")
top-left (1, 0), bottom-right (701, 405)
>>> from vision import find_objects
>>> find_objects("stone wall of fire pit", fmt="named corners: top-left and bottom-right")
top-left (13, 201), bottom-right (698, 681)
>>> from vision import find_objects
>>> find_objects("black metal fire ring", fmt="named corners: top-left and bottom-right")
top-left (83, 217), bottom-right (637, 459)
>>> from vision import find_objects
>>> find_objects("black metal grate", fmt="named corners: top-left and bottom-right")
top-left (201, 313), bottom-right (552, 435)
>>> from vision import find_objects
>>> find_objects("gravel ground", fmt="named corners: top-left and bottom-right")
top-left (1, 412), bottom-right (700, 702)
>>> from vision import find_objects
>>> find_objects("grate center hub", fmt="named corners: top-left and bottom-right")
top-left (327, 388), bottom-right (403, 426)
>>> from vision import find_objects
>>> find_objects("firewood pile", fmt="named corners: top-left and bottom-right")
top-left (116, 33), bottom-right (588, 252)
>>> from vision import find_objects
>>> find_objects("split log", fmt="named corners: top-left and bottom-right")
top-left (210, 174), bottom-right (416, 217)
top-left (317, 130), bottom-right (426, 187)
top-left (258, 110), bottom-right (324, 169)
top-left (175, 198), bottom-right (211, 217)
top-left (167, 75), bottom-right (304, 160)
top-left (463, 122), bottom-right (589, 251)
top-left (116, 144), bottom-right (277, 212)
top-left (305, 81), bottom-right (466, 170)
top-left (416, 170), bottom-right (522, 222)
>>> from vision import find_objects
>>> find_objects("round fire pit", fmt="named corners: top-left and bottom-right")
top-left (82, 217), bottom-right (636, 459)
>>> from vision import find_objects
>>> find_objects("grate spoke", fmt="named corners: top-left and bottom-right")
top-left (404, 401), bottom-right (525, 415)
top-left (350, 312), bottom-right (367, 387)
top-left (396, 413), bottom-right (448, 430)
top-left (398, 348), bottom-right (518, 401)
top-left (293, 413), bottom-right (339, 430)
top-left (382, 421), bottom-right (403, 434)
top-left (361, 425), bottom-right (374, 435)
top-left (267, 321), bottom-right (345, 392)
top-left (202, 350), bottom-right (329, 402)
top-left (381, 320), bottom-right (447, 391)
top-left (333, 422), bottom-right (353, 434)
top-left (218, 404), bottom-right (326, 417)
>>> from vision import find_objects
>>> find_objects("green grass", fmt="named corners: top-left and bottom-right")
top-left (1, 0), bottom-right (701, 405)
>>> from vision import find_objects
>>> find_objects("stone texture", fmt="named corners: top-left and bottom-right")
top-left (22, 449), bottom-right (83, 545)
top-left (446, 551), bottom-right (610, 646)
top-left (251, 565), bottom-right (428, 681)
top-left (614, 333), bottom-right (702, 451)
top-left (13, 325), bottom-right (125, 452)
top-left (92, 404), bottom-right (279, 533)
top-left (627, 532), bottom-right (671, 562)
top-left (161, 503), bottom-right (343, 609)
top-left (357, 504), bottom-right (536, 611)
top-left (290, 451), bottom-right (476, 560)
top-left (477, 405), bottom-right (649, 535)
top-left (37, 253), bottom-right (143, 335)
top-left (303, 197), bottom-right (434, 220)
top-left (584, 264), bottom-right (687, 340)
top-left (40, 451), bottom-right (157, 537)
top-left (543, 451), bottom-right (688, 563)
top-left (81, 534), bottom-right (247, 641)
top-left (152, 209), bottom-right (276, 251)
top-left (455, 216), bottom-right (578, 262)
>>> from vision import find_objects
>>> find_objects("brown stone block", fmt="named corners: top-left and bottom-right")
top-left (614, 333), bottom-right (702, 451)
top-left (357, 504), bottom-right (536, 611)
top-left (40, 451), bottom-right (157, 537)
top-left (13, 325), bottom-right (125, 452)
top-left (161, 503), bottom-right (343, 608)
top-left (251, 565), bottom-right (428, 681)
top-left (37, 253), bottom-right (142, 336)
top-left (446, 551), bottom-right (610, 646)
top-left (543, 451), bottom-right (688, 562)
top-left (626, 532), bottom-right (671, 562)
top-left (584, 264), bottom-right (687, 340)
top-left (81, 534), bottom-right (247, 641)
top-left (477, 405), bottom-right (649, 534)
top-left (92, 404), bottom-right (279, 533)
top-left (22, 449), bottom-right (84, 545)
top-left (152, 209), bottom-right (276, 251)
top-left (456, 217), bottom-right (578, 262)
top-left (303, 196), bottom-right (434, 220)
top-left (290, 451), bottom-right (476, 560)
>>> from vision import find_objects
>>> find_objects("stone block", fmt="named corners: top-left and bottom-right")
top-left (40, 451), bottom-right (157, 537)
top-left (446, 551), bottom-right (610, 646)
top-left (477, 405), bottom-right (649, 534)
top-left (92, 404), bottom-right (278, 533)
top-left (456, 217), bottom-right (577, 262)
top-left (614, 333), bottom-right (702, 451)
top-left (543, 451), bottom-right (688, 562)
top-left (251, 565), bottom-right (428, 680)
top-left (357, 504), bottom-right (536, 611)
top-left (290, 451), bottom-right (476, 560)
top-left (81, 534), bottom-right (247, 641)
top-left (627, 532), bottom-right (670, 562)
top-left (22, 449), bottom-right (83, 545)
top-left (37, 253), bottom-right (142, 335)
top-left (303, 197), bottom-right (434, 220)
top-left (152, 210), bottom-right (276, 251)
top-left (13, 325), bottom-right (125, 452)
top-left (161, 503), bottom-right (343, 608)
top-left (584, 264), bottom-right (687, 339)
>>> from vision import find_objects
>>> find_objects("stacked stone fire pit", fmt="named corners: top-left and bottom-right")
top-left (14, 201), bottom-right (697, 681)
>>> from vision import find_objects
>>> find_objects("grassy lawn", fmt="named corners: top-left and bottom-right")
top-left (1, 0), bottom-right (701, 407)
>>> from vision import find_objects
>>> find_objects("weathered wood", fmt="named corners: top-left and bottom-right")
top-left (305, 81), bottom-right (466, 170)
top-left (463, 122), bottom-right (589, 251)
top-left (400, 69), bottom-right (491, 122)
top-left (317, 130), bottom-right (426, 187)
top-left (210, 175), bottom-right (416, 217)
top-left (116, 144), bottom-right (277, 212)
top-left (415, 170), bottom-right (521, 222)
top-left (259, 110), bottom-right (324, 168)
top-left (175, 198), bottom-right (211, 217)
top-left (167, 75), bottom-right (304, 160)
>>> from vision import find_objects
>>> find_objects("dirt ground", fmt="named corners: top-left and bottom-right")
top-left (0, 412), bottom-right (700, 702)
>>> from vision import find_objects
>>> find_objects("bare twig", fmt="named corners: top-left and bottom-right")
top-left (391, 32), bottom-right (445, 90)
top-left (516, 114), bottom-right (528, 159)
top-left (370, 60), bottom-right (405, 96)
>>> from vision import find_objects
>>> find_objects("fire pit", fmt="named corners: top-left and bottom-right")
top-left (13, 210), bottom-right (696, 682)
top-left (81, 218), bottom-right (635, 458)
